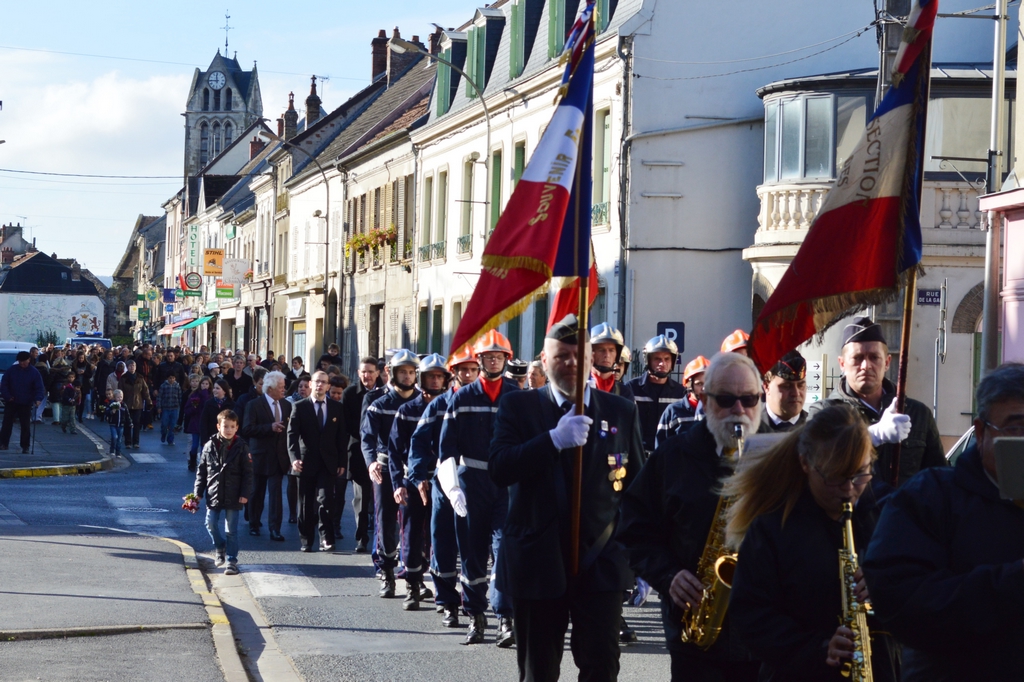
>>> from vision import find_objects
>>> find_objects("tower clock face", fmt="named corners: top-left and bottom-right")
top-left (208, 71), bottom-right (226, 90)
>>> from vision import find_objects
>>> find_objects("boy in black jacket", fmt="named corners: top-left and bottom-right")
top-left (194, 409), bottom-right (254, 575)
top-left (105, 389), bottom-right (132, 457)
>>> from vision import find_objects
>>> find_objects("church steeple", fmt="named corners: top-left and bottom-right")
top-left (305, 76), bottom-right (322, 128)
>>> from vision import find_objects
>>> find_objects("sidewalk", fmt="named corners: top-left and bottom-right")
top-left (0, 525), bottom-right (245, 682)
top-left (0, 414), bottom-right (113, 477)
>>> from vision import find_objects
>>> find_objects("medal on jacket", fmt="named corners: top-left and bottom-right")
top-left (607, 453), bottom-right (628, 492)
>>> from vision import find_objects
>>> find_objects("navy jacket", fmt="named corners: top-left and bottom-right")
top-left (0, 363), bottom-right (45, 406)
top-left (388, 394), bottom-right (431, 490)
top-left (863, 445), bottom-right (1024, 681)
top-left (625, 373), bottom-right (686, 452)
top-left (654, 397), bottom-right (699, 450)
top-left (407, 389), bottom-right (452, 485)
top-left (730, 488), bottom-right (897, 681)
top-left (362, 386), bottom-right (419, 469)
top-left (617, 420), bottom-right (751, 660)
top-left (439, 377), bottom-right (519, 467)
top-left (489, 385), bottom-right (644, 600)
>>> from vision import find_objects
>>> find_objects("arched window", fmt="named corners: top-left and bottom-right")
top-left (213, 89), bottom-right (221, 111)
top-left (200, 123), bottom-right (209, 166)
top-left (212, 122), bottom-right (222, 156)
top-left (224, 122), bottom-right (233, 148)
top-left (224, 88), bottom-right (232, 111)
top-left (202, 88), bottom-right (210, 111)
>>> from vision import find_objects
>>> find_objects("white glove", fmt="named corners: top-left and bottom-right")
top-left (549, 410), bottom-right (593, 450)
top-left (449, 488), bottom-right (468, 517)
top-left (868, 402), bottom-right (912, 446)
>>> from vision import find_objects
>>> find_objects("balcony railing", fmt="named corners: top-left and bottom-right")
top-left (592, 201), bottom-right (610, 225)
top-left (389, 243), bottom-right (399, 263)
top-left (457, 234), bottom-right (472, 255)
top-left (431, 241), bottom-right (446, 260)
top-left (372, 246), bottom-right (382, 267)
top-left (418, 244), bottom-right (431, 263)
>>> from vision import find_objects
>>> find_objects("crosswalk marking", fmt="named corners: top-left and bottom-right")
top-left (130, 453), bottom-right (168, 463)
top-left (0, 502), bottom-right (26, 526)
top-left (244, 565), bottom-right (321, 598)
top-left (106, 496), bottom-right (151, 507)
top-left (105, 496), bottom-right (178, 537)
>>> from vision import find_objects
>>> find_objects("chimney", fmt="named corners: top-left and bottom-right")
top-left (1, 247), bottom-right (13, 265)
top-left (371, 29), bottom-right (388, 81)
top-left (387, 28), bottom-right (425, 86)
top-left (428, 27), bottom-right (443, 57)
top-left (249, 136), bottom-right (266, 159)
top-left (71, 262), bottom-right (81, 282)
top-left (305, 76), bottom-right (322, 127)
top-left (283, 93), bottom-right (298, 141)
top-left (277, 117), bottom-right (284, 137)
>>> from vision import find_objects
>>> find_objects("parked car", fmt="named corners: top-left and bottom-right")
top-left (65, 333), bottom-right (112, 350)
top-left (946, 426), bottom-right (975, 465)
top-left (0, 341), bottom-right (37, 378)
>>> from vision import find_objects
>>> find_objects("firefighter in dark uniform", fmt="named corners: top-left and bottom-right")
top-left (490, 314), bottom-right (646, 682)
top-left (388, 353), bottom-right (448, 611)
top-left (408, 347), bottom-right (479, 628)
top-left (617, 346), bottom-right (632, 382)
top-left (438, 330), bottom-right (520, 646)
top-left (626, 335), bottom-right (687, 453)
top-left (656, 355), bottom-right (709, 450)
top-left (759, 350), bottom-right (808, 433)
top-left (807, 317), bottom-right (945, 486)
top-left (588, 322), bottom-right (635, 400)
top-left (361, 350), bottom-right (420, 598)
top-left (341, 357), bottom-right (382, 553)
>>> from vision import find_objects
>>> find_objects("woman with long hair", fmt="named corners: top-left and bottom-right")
top-left (725, 403), bottom-right (897, 681)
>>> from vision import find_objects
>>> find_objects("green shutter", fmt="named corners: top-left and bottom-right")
top-left (513, 142), bottom-right (526, 187)
top-left (533, 297), bottom-right (549, 356)
top-left (490, 150), bottom-right (502, 229)
top-left (548, 0), bottom-right (564, 59)
top-left (417, 307), bottom-right (429, 354)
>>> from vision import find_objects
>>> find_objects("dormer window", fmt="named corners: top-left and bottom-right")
top-left (548, 0), bottom-right (580, 59)
top-left (435, 34), bottom-right (467, 116)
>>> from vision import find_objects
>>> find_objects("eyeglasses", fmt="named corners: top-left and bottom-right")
top-left (813, 465), bottom-right (873, 488)
top-left (478, 353), bottom-right (505, 362)
top-left (984, 421), bottom-right (1024, 438)
top-left (708, 393), bottom-right (761, 409)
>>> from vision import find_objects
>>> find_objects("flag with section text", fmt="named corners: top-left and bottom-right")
top-left (747, 0), bottom-right (936, 373)
top-left (449, 2), bottom-right (596, 357)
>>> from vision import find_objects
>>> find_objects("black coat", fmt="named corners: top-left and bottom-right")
top-left (194, 434), bottom-right (253, 510)
top-left (863, 445), bottom-right (1024, 681)
top-left (287, 396), bottom-right (347, 476)
top-left (489, 386), bottom-right (645, 600)
top-left (625, 373), bottom-right (687, 452)
top-left (224, 371), bottom-right (254, 402)
top-left (757, 408), bottom-right (807, 433)
top-left (243, 395), bottom-right (293, 477)
top-left (730, 488), bottom-right (897, 682)
top-left (808, 378), bottom-right (945, 486)
top-left (199, 396), bottom-right (234, 448)
top-left (617, 420), bottom-right (752, 659)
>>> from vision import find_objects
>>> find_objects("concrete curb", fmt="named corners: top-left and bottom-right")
top-left (0, 622), bottom-right (208, 641)
top-left (79, 525), bottom-right (249, 682)
top-left (0, 421), bottom-right (116, 479)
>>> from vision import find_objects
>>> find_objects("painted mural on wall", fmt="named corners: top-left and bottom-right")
top-left (1, 295), bottom-right (104, 342)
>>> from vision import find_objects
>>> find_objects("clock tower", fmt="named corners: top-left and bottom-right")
top-left (183, 50), bottom-right (263, 177)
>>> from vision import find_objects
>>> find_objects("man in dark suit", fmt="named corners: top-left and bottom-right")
top-left (288, 370), bottom-right (348, 552)
top-left (489, 315), bottom-right (646, 682)
top-left (758, 350), bottom-right (808, 433)
top-left (341, 357), bottom-right (380, 553)
top-left (242, 370), bottom-right (292, 541)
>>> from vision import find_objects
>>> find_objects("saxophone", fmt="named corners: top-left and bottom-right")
top-left (839, 502), bottom-right (873, 682)
top-left (680, 423), bottom-right (742, 649)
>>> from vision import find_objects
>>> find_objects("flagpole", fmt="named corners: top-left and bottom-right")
top-left (891, 37), bottom-right (932, 488)
top-left (569, 128), bottom-right (589, 580)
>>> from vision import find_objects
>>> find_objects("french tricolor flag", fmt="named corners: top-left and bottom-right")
top-left (450, 2), bottom-right (595, 357)
top-left (748, 0), bottom-right (936, 373)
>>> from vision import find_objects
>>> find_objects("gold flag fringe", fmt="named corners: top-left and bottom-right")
top-left (448, 285), bottom-right (549, 363)
top-left (481, 254), bottom-right (554, 280)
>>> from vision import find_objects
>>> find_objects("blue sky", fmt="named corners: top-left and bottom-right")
top-left (0, 1), bottom-right (472, 276)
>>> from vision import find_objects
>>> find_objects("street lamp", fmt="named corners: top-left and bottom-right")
top-left (390, 37), bottom-right (492, 242)
top-left (259, 126), bottom-right (332, 344)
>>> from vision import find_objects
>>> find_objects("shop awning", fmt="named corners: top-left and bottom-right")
top-left (156, 320), bottom-right (191, 335)
top-left (177, 315), bottom-right (215, 330)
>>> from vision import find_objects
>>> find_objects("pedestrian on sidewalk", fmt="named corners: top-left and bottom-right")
top-left (106, 390), bottom-right (131, 457)
top-left (59, 377), bottom-right (80, 435)
top-left (157, 373), bottom-right (182, 446)
top-left (118, 360), bottom-right (150, 450)
top-left (194, 409), bottom-right (253, 576)
top-left (0, 351), bottom-right (45, 453)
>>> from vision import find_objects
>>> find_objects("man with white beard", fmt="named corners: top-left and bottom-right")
top-left (617, 352), bottom-right (762, 681)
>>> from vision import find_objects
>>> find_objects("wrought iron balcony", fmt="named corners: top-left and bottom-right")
top-left (418, 244), bottom-right (431, 263)
top-left (456, 234), bottom-right (472, 255)
top-left (431, 241), bottom-right (446, 260)
top-left (591, 201), bottom-right (610, 225)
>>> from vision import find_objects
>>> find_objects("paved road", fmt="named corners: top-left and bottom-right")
top-left (0, 417), bottom-right (673, 681)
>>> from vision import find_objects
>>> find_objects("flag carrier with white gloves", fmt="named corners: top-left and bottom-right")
top-left (361, 350), bottom-right (421, 598)
top-left (438, 330), bottom-right (520, 647)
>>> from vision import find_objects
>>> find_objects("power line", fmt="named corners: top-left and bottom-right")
top-left (0, 43), bottom-right (365, 81)
top-left (0, 168), bottom-right (180, 179)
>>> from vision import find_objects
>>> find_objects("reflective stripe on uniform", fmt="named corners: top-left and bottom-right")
top-left (368, 405), bottom-right (399, 415)
top-left (633, 396), bottom-right (653, 402)
top-left (431, 568), bottom-right (458, 578)
top-left (395, 412), bottom-right (420, 422)
top-left (450, 405), bottom-right (499, 415)
top-left (460, 574), bottom-right (489, 586)
top-left (417, 414), bottom-right (438, 428)
top-left (460, 457), bottom-right (488, 470)
top-left (376, 453), bottom-right (389, 464)
top-left (659, 397), bottom-right (678, 403)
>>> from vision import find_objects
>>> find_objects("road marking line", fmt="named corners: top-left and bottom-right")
top-left (130, 453), bottom-right (168, 463)
top-left (243, 565), bottom-right (321, 598)
top-left (106, 496), bottom-right (150, 507)
top-left (0, 502), bottom-right (26, 526)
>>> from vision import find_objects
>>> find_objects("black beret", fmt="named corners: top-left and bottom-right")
top-left (546, 314), bottom-right (580, 344)
top-left (769, 350), bottom-right (806, 381)
top-left (842, 316), bottom-right (887, 347)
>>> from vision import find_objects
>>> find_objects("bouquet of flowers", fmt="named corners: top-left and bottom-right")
top-left (181, 493), bottom-right (199, 513)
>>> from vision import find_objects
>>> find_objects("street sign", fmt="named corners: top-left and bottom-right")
top-left (137, 308), bottom-right (150, 321)
top-left (174, 288), bottom-right (184, 299)
top-left (806, 356), bottom-right (826, 403)
top-left (655, 321), bottom-right (685, 353)
top-left (185, 272), bottom-right (202, 289)
top-left (162, 288), bottom-right (175, 304)
top-left (145, 289), bottom-right (159, 303)
top-left (164, 304), bottom-right (175, 314)
top-left (183, 289), bottom-right (202, 297)
top-left (136, 293), bottom-right (145, 302)
top-left (917, 288), bottom-right (941, 306)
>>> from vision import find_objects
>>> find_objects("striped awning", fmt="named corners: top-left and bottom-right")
top-left (156, 320), bottom-right (191, 335)
top-left (177, 315), bottom-right (215, 330)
